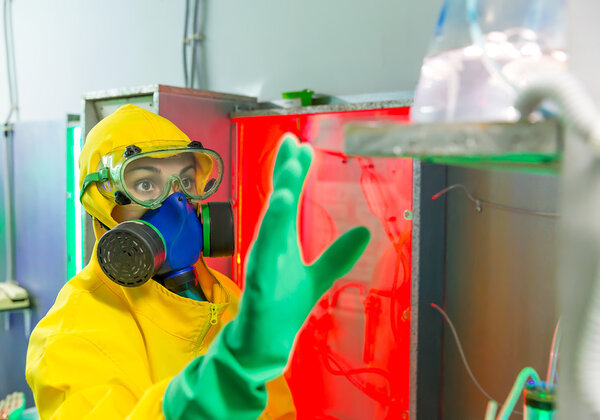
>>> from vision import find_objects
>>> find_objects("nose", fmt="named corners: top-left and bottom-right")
top-left (170, 180), bottom-right (182, 194)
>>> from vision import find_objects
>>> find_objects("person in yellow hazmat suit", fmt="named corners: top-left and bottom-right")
top-left (26, 104), bottom-right (370, 419)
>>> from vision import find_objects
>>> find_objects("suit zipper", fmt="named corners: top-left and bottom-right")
top-left (192, 302), bottom-right (219, 356)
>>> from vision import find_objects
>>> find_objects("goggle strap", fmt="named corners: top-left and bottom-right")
top-left (80, 167), bottom-right (110, 200)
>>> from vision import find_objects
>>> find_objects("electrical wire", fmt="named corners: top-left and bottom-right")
top-left (329, 282), bottom-right (365, 307)
top-left (323, 349), bottom-right (393, 406)
top-left (355, 156), bottom-right (412, 345)
top-left (183, 0), bottom-right (206, 89)
top-left (183, 0), bottom-right (190, 87)
top-left (432, 184), bottom-right (560, 218)
top-left (3, 0), bottom-right (18, 123)
top-left (2, 0), bottom-right (16, 285)
top-left (197, 0), bottom-right (208, 90)
top-left (3, 0), bottom-right (13, 123)
top-left (389, 253), bottom-right (402, 343)
top-left (432, 303), bottom-right (534, 417)
top-left (545, 319), bottom-right (561, 390)
top-left (2, 129), bottom-right (14, 284)
top-left (196, 0), bottom-right (208, 89)
top-left (7, 0), bottom-right (16, 120)
top-left (323, 283), bottom-right (398, 408)
top-left (189, 0), bottom-right (199, 88)
top-left (3, 4), bottom-right (17, 123)
top-left (430, 303), bottom-right (498, 404)
top-left (307, 153), bottom-right (408, 412)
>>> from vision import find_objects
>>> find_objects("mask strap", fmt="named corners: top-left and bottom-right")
top-left (80, 167), bottom-right (110, 200)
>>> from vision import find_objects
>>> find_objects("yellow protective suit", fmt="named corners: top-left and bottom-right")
top-left (25, 105), bottom-right (296, 419)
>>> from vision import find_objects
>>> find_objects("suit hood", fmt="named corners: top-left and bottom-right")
top-left (79, 104), bottom-right (190, 238)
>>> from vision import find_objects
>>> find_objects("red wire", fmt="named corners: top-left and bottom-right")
top-left (322, 347), bottom-right (394, 406)
top-left (310, 153), bottom-right (411, 415)
top-left (330, 282), bottom-right (366, 307)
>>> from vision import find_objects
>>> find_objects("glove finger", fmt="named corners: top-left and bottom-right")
top-left (274, 158), bottom-right (307, 209)
top-left (308, 226), bottom-right (371, 297)
top-left (246, 188), bottom-right (295, 286)
top-left (272, 135), bottom-right (300, 185)
top-left (297, 144), bottom-right (314, 189)
top-left (297, 143), bottom-right (314, 171)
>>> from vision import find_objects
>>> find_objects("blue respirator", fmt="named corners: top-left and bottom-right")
top-left (96, 192), bottom-right (234, 292)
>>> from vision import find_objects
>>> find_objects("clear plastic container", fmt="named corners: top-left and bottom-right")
top-left (411, 0), bottom-right (567, 123)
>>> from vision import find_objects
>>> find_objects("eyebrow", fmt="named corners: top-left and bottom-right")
top-left (180, 165), bottom-right (195, 175)
top-left (127, 166), bottom-right (161, 174)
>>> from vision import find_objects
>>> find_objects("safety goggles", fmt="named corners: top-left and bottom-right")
top-left (81, 142), bottom-right (224, 209)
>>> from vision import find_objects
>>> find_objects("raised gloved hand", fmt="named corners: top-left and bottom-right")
top-left (164, 134), bottom-right (370, 419)
top-left (225, 134), bottom-right (370, 380)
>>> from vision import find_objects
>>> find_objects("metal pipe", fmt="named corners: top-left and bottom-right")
top-left (7, 0), bottom-right (17, 120)
top-left (189, 0), bottom-right (199, 88)
top-left (3, 128), bottom-right (15, 284)
top-left (183, 0), bottom-right (189, 88)
top-left (3, 0), bottom-right (14, 124)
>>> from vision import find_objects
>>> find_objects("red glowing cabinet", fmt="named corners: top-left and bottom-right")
top-left (233, 106), bottom-right (413, 419)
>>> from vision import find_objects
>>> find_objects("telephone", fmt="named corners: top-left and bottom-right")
top-left (0, 392), bottom-right (25, 420)
top-left (0, 283), bottom-right (30, 312)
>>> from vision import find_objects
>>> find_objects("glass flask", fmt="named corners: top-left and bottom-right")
top-left (411, 0), bottom-right (567, 123)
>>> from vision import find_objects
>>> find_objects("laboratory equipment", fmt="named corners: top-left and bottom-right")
top-left (411, 0), bottom-right (567, 123)
top-left (336, 79), bottom-right (567, 416)
top-left (233, 103), bottom-right (425, 419)
top-left (524, 384), bottom-right (555, 420)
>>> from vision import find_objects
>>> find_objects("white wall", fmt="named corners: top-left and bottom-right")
top-left (0, 0), bottom-right (443, 121)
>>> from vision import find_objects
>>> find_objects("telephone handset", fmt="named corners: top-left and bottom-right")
top-left (0, 283), bottom-right (30, 312)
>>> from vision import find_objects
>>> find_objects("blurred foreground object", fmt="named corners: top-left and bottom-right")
top-left (411, 0), bottom-right (567, 123)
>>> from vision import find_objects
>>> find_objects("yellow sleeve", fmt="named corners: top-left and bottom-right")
top-left (26, 333), bottom-right (168, 420)
top-left (260, 375), bottom-right (297, 420)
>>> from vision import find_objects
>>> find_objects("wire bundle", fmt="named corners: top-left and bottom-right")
top-left (183, 0), bottom-right (207, 89)
top-left (3, 0), bottom-right (18, 124)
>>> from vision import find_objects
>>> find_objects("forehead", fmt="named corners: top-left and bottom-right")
top-left (125, 153), bottom-right (196, 173)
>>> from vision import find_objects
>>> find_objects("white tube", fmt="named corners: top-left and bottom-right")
top-left (576, 264), bottom-right (600, 416)
top-left (515, 73), bottom-right (600, 155)
top-left (516, 72), bottom-right (600, 415)
top-left (485, 400), bottom-right (498, 420)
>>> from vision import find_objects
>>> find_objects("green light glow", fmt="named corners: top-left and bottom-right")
top-left (73, 126), bottom-right (83, 273)
top-left (66, 124), bottom-right (83, 280)
top-left (525, 407), bottom-right (555, 420)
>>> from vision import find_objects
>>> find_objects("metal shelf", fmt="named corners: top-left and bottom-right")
top-left (343, 119), bottom-right (562, 173)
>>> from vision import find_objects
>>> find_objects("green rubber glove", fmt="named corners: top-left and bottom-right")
top-left (164, 135), bottom-right (370, 419)
top-left (226, 135), bottom-right (370, 380)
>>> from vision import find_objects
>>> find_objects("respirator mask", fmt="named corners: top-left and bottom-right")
top-left (81, 141), bottom-right (234, 291)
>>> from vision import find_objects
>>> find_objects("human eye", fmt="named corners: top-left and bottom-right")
top-left (181, 177), bottom-right (196, 189)
top-left (134, 179), bottom-right (156, 194)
